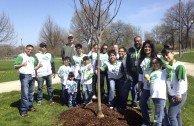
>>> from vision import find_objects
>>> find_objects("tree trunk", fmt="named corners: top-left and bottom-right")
top-left (97, 36), bottom-right (104, 118)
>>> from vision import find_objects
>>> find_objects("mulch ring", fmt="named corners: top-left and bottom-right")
top-left (56, 102), bottom-right (143, 126)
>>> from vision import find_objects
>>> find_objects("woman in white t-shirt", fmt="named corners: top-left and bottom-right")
top-left (138, 40), bottom-right (157, 126)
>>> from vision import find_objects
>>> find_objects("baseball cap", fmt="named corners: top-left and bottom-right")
top-left (68, 34), bottom-right (74, 38)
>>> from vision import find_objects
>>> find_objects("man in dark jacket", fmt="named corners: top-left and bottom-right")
top-left (126, 36), bottom-right (142, 108)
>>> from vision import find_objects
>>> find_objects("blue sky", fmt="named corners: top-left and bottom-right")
top-left (0, 0), bottom-right (187, 46)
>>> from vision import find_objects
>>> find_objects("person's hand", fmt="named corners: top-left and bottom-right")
top-left (175, 96), bottom-right (182, 103)
top-left (38, 63), bottom-right (43, 68)
top-left (87, 64), bottom-right (92, 70)
top-left (52, 74), bottom-right (56, 78)
top-left (34, 77), bottom-right (38, 81)
top-left (22, 61), bottom-right (27, 67)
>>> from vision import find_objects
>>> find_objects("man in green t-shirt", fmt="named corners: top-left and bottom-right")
top-left (14, 45), bottom-right (38, 117)
top-left (61, 34), bottom-right (76, 62)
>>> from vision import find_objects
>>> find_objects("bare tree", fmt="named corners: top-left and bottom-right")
top-left (39, 16), bottom-right (66, 55)
top-left (102, 20), bottom-right (139, 48)
top-left (162, 0), bottom-right (194, 49)
top-left (73, 0), bottom-right (122, 118)
top-left (0, 12), bottom-right (15, 43)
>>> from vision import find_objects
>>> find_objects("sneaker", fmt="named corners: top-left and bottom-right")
top-left (20, 111), bottom-right (28, 117)
top-left (49, 99), bottom-right (55, 104)
top-left (28, 107), bottom-right (37, 112)
top-left (92, 95), bottom-right (97, 99)
top-left (130, 103), bottom-right (138, 108)
top-left (141, 124), bottom-right (151, 126)
top-left (37, 101), bottom-right (42, 105)
top-left (86, 101), bottom-right (93, 106)
top-left (109, 106), bottom-right (114, 109)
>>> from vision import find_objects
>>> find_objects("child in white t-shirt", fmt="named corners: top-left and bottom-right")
top-left (66, 72), bottom-right (77, 108)
top-left (57, 56), bottom-right (72, 105)
top-left (79, 56), bottom-right (94, 105)
top-left (148, 57), bottom-right (170, 126)
top-left (161, 45), bottom-right (187, 126)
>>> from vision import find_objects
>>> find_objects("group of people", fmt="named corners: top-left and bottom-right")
top-left (14, 42), bottom-right (56, 117)
top-left (14, 34), bottom-right (188, 126)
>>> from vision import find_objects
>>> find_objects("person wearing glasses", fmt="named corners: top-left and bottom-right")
top-left (88, 44), bottom-right (98, 99)
top-left (149, 57), bottom-right (170, 126)
top-left (14, 44), bottom-right (39, 116)
top-left (118, 47), bottom-right (130, 110)
top-left (99, 44), bottom-right (109, 100)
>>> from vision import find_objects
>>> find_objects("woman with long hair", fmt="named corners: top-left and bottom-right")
top-left (138, 40), bottom-right (157, 126)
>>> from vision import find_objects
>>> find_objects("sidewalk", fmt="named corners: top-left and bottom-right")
top-left (0, 76), bottom-right (61, 94)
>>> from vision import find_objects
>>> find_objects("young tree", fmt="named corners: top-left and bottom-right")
top-left (73, 0), bottom-right (122, 118)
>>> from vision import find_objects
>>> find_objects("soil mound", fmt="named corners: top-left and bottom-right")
top-left (57, 102), bottom-right (142, 126)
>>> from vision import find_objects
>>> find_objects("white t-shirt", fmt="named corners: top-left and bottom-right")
top-left (166, 61), bottom-right (188, 97)
top-left (57, 65), bottom-right (73, 86)
top-left (139, 57), bottom-right (153, 90)
top-left (150, 69), bottom-right (167, 99)
top-left (80, 63), bottom-right (93, 84)
top-left (72, 53), bottom-right (87, 79)
top-left (103, 60), bottom-right (123, 79)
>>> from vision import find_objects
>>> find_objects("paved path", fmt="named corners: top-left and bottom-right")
top-left (0, 76), bottom-right (61, 94)
top-left (0, 62), bottom-right (194, 94)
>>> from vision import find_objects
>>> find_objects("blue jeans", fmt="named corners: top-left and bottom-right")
top-left (108, 78), bottom-right (119, 107)
top-left (82, 84), bottom-right (93, 103)
top-left (68, 93), bottom-right (76, 107)
top-left (152, 98), bottom-right (170, 126)
top-left (61, 85), bottom-right (68, 105)
top-left (92, 74), bottom-right (97, 96)
top-left (118, 78), bottom-right (131, 109)
top-left (100, 71), bottom-right (109, 97)
top-left (75, 79), bottom-right (83, 104)
top-left (131, 83), bottom-right (139, 103)
top-left (140, 89), bottom-right (152, 125)
top-left (37, 75), bottom-right (53, 101)
top-left (168, 93), bottom-right (187, 126)
top-left (19, 74), bottom-right (35, 112)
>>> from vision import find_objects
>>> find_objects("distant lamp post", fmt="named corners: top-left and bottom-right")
top-left (190, 20), bottom-right (193, 52)
top-left (21, 38), bottom-right (23, 53)
top-left (179, 0), bottom-right (182, 57)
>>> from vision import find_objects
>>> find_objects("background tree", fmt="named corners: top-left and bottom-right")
top-left (39, 16), bottom-right (67, 56)
top-left (0, 12), bottom-right (15, 43)
top-left (161, 0), bottom-right (194, 49)
top-left (73, 0), bottom-right (122, 118)
top-left (102, 20), bottom-right (140, 48)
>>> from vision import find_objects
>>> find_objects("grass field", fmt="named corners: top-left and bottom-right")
top-left (0, 76), bottom-right (193, 126)
top-left (174, 51), bottom-right (194, 63)
top-left (0, 58), bottom-right (62, 83)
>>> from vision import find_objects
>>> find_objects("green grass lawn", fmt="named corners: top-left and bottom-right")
top-left (174, 52), bottom-right (194, 63)
top-left (0, 84), bottom-right (67, 126)
top-left (0, 58), bottom-right (62, 83)
top-left (0, 76), bottom-right (194, 126)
